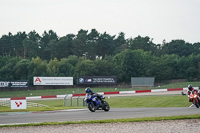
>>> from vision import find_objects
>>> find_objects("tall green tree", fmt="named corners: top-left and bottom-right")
top-left (86, 29), bottom-right (99, 60)
top-left (193, 42), bottom-right (200, 55)
top-left (75, 59), bottom-right (95, 76)
top-left (146, 54), bottom-right (179, 81)
top-left (30, 56), bottom-right (48, 76)
top-left (93, 57), bottom-right (115, 76)
top-left (128, 35), bottom-right (157, 54)
top-left (0, 33), bottom-right (14, 57)
top-left (113, 49), bottom-right (152, 82)
top-left (47, 57), bottom-right (60, 76)
top-left (56, 34), bottom-right (75, 59)
top-left (23, 31), bottom-right (41, 59)
top-left (13, 59), bottom-right (31, 79)
top-left (12, 32), bottom-right (27, 57)
top-left (59, 58), bottom-right (75, 76)
top-left (97, 32), bottom-right (115, 59)
top-left (161, 40), bottom-right (193, 56)
top-left (0, 57), bottom-right (21, 80)
top-left (41, 30), bottom-right (58, 60)
top-left (73, 29), bottom-right (88, 58)
top-left (114, 32), bottom-right (127, 54)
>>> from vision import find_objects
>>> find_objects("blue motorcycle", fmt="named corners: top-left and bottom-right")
top-left (85, 94), bottom-right (110, 112)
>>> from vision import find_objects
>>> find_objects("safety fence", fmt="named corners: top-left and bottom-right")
top-left (64, 95), bottom-right (86, 107)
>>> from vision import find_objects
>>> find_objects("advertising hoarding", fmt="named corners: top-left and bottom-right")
top-left (78, 76), bottom-right (117, 85)
top-left (0, 81), bottom-right (10, 87)
top-left (0, 81), bottom-right (29, 88)
top-left (131, 77), bottom-right (155, 87)
top-left (33, 77), bottom-right (73, 85)
top-left (11, 100), bottom-right (27, 109)
top-left (10, 81), bottom-right (29, 87)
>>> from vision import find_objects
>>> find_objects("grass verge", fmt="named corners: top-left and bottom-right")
top-left (1, 114), bottom-right (200, 127)
top-left (0, 95), bottom-right (190, 112)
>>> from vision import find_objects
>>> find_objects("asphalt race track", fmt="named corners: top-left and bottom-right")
top-left (0, 107), bottom-right (200, 125)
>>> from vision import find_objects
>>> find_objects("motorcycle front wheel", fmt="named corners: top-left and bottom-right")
top-left (103, 101), bottom-right (110, 112)
top-left (193, 99), bottom-right (200, 108)
top-left (88, 103), bottom-right (96, 112)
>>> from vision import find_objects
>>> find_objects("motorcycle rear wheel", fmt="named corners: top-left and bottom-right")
top-left (88, 103), bottom-right (96, 112)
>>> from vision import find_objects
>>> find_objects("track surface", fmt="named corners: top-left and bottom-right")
top-left (0, 107), bottom-right (200, 125)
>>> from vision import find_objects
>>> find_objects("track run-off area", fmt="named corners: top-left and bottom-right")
top-left (0, 88), bottom-right (200, 125)
top-left (0, 89), bottom-right (200, 126)
top-left (1, 89), bottom-right (200, 133)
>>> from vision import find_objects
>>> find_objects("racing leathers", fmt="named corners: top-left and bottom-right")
top-left (85, 91), bottom-right (103, 102)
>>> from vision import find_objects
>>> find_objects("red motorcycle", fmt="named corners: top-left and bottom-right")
top-left (189, 91), bottom-right (200, 108)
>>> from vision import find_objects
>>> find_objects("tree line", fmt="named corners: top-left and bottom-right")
top-left (0, 29), bottom-right (200, 84)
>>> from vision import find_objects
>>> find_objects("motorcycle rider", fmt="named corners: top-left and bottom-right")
top-left (85, 87), bottom-right (103, 101)
top-left (187, 84), bottom-right (200, 102)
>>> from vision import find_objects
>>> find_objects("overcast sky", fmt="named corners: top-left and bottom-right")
top-left (0, 0), bottom-right (200, 44)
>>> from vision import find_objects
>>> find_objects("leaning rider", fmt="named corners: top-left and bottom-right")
top-left (85, 87), bottom-right (103, 101)
top-left (187, 84), bottom-right (200, 102)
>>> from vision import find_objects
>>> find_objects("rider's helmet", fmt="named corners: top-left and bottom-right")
top-left (85, 87), bottom-right (92, 93)
top-left (188, 84), bottom-right (193, 91)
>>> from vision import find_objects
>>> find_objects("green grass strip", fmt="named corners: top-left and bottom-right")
top-left (1, 114), bottom-right (200, 127)
top-left (0, 95), bottom-right (191, 112)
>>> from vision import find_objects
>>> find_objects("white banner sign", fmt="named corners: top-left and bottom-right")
top-left (33, 77), bottom-right (73, 85)
top-left (0, 81), bottom-right (10, 87)
top-left (11, 100), bottom-right (27, 109)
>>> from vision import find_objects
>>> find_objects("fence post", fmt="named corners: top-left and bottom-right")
top-left (83, 99), bottom-right (86, 106)
top-left (64, 94), bottom-right (68, 106)
top-left (71, 96), bottom-right (73, 106)
top-left (77, 96), bottom-right (80, 106)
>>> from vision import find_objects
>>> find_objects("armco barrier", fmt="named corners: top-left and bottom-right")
top-left (0, 87), bottom-right (193, 101)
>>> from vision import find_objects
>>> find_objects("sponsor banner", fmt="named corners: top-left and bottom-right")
top-left (78, 76), bottom-right (117, 85)
top-left (33, 77), bottom-right (73, 85)
top-left (10, 81), bottom-right (29, 87)
top-left (0, 81), bottom-right (10, 87)
top-left (0, 81), bottom-right (29, 88)
top-left (11, 100), bottom-right (27, 109)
